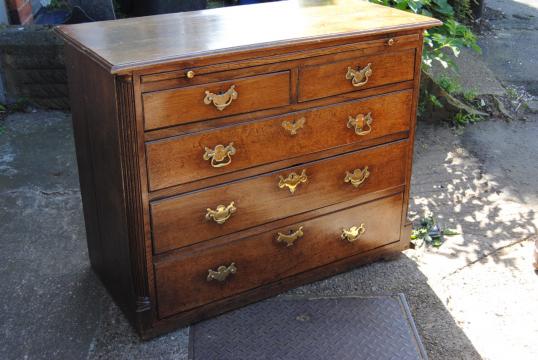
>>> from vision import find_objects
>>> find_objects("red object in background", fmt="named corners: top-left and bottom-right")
top-left (6, 0), bottom-right (33, 24)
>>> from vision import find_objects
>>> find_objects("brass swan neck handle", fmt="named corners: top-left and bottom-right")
top-left (347, 112), bottom-right (373, 136)
top-left (344, 166), bottom-right (370, 188)
top-left (204, 85), bottom-right (238, 111)
top-left (341, 224), bottom-right (366, 243)
top-left (205, 201), bottom-right (237, 224)
top-left (203, 142), bottom-right (236, 168)
top-left (345, 63), bottom-right (372, 87)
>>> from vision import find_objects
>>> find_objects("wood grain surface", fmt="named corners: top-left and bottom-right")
top-left (55, 0), bottom-right (440, 74)
top-left (146, 89), bottom-right (412, 191)
top-left (298, 48), bottom-right (416, 101)
top-left (143, 71), bottom-right (291, 130)
top-left (151, 140), bottom-right (408, 253)
top-left (155, 192), bottom-right (404, 318)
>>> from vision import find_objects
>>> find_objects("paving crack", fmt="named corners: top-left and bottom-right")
top-left (441, 235), bottom-right (535, 279)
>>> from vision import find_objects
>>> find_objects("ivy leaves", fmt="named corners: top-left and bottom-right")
top-left (370, 0), bottom-right (480, 70)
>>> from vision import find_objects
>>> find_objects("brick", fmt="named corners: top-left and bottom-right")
top-left (18, 2), bottom-right (33, 25)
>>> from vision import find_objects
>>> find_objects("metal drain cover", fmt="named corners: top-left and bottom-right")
top-left (189, 294), bottom-right (427, 360)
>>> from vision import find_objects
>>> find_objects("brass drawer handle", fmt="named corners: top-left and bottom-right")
top-left (203, 85), bottom-right (238, 111)
top-left (282, 117), bottom-right (306, 135)
top-left (278, 169), bottom-right (307, 194)
top-left (276, 226), bottom-right (304, 247)
top-left (344, 166), bottom-right (370, 188)
top-left (203, 142), bottom-right (236, 168)
top-left (347, 112), bottom-right (373, 136)
top-left (345, 63), bottom-right (372, 87)
top-left (341, 224), bottom-right (366, 243)
top-left (205, 201), bottom-right (236, 224)
top-left (207, 262), bottom-right (237, 282)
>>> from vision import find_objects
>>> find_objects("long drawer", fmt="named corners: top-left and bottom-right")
top-left (146, 90), bottom-right (412, 191)
top-left (298, 49), bottom-right (416, 102)
top-left (155, 192), bottom-right (404, 318)
top-left (151, 140), bottom-right (407, 254)
top-left (143, 71), bottom-right (291, 130)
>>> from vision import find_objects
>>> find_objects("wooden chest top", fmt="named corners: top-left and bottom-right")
top-left (55, 0), bottom-right (439, 74)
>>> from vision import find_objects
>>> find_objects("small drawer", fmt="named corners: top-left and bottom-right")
top-left (143, 71), bottom-right (291, 130)
top-left (154, 192), bottom-right (403, 318)
top-left (298, 49), bottom-right (416, 102)
top-left (150, 140), bottom-right (407, 254)
top-left (146, 90), bottom-right (413, 191)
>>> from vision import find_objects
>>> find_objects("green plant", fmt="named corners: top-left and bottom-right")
top-left (506, 87), bottom-right (518, 100)
top-left (411, 216), bottom-right (460, 248)
top-left (463, 89), bottom-right (478, 102)
top-left (10, 98), bottom-right (29, 112)
top-left (370, 0), bottom-right (480, 70)
top-left (437, 75), bottom-right (461, 94)
top-left (454, 110), bottom-right (481, 125)
top-left (451, 0), bottom-right (473, 23)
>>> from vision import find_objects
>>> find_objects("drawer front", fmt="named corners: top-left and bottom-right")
top-left (143, 71), bottom-right (291, 130)
top-left (146, 90), bottom-right (412, 191)
top-left (155, 192), bottom-right (403, 318)
top-left (298, 49), bottom-right (415, 102)
top-left (151, 140), bottom-right (407, 254)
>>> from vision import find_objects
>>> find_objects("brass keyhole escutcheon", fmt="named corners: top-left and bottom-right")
top-left (278, 169), bottom-right (308, 194)
top-left (281, 117), bottom-right (306, 135)
top-left (276, 226), bottom-right (304, 247)
top-left (207, 263), bottom-right (237, 282)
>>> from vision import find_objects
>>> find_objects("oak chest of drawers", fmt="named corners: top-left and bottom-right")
top-left (56, 0), bottom-right (440, 338)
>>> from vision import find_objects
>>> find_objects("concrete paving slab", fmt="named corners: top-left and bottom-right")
top-left (480, 0), bottom-right (538, 95)
top-left (441, 237), bottom-right (538, 360)
top-left (430, 47), bottom-right (506, 97)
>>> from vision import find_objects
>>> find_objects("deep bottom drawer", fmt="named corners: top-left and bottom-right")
top-left (154, 192), bottom-right (403, 318)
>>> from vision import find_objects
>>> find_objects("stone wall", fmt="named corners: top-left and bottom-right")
top-left (0, 25), bottom-right (68, 109)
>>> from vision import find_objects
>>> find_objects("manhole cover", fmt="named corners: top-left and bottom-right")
top-left (189, 294), bottom-right (427, 360)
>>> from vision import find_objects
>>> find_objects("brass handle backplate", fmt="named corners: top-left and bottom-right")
top-left (341, 224), bottom-right (366, 243)
top-left (203, 142), bottom-right (236, 168)
top-left (344, 166), bottom-right (370, 188)
top-left (205, 201), bottom-right (236, 224)
top-left (204, 85), bottom-right (238, 111)
top-left (276, 226), bottom-right (304, 247)
top-left (278, 169), bottom-right (307, 194)
top-left (345, 63), bottom-right (372, 87)
top-left (347, 112), bottom-right (373, 136)
top-left (207, 262), bottom-right (237, 282)
top-left (281, 117), bottom-right (306, 135)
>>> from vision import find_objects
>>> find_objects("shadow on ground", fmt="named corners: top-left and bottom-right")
top-left (0, 112), bottom-right (481, 359)
top-left (410, 118), bottom-right (538, 274)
